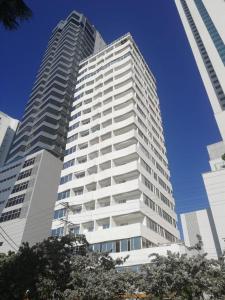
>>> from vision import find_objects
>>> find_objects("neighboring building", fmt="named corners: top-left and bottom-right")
top-left (7, 11), bottom-right (105, 163)
top-left (0, 150), bottom-right (62, 253)
top-left (0, 112), bottom-right (19, 167)
top-left (175, 0), bottom-right (225, 140)
top-left (202, 141), bottom-right (225, 253)
top-left (0, 11), bottom-right (105, 253)
top-left (175, 0), bottom-right (225, 257)
top-left (181, 209), bottom-right (221, 259)
top-left (52, 33), bottom-right (180, 266)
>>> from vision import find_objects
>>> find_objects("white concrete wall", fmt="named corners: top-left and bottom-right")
top-left (22, 150), bottom-right (62, 246)
top-left (181, 209), bottom-right (220, 259)
top-left (111, 243), bottom-right (191, 267)
top-left (203, 168), bottom-right (225, 253)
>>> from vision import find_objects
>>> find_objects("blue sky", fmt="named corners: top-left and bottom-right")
top-left (0, 0), bottom-right (221, 229)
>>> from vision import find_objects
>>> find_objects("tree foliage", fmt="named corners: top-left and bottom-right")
top-left (141, 251), bottom-right (225, 300)
top-left (0, 235), bottom-right (138, 299)
top-left (0, 0), bottom-right (32, 30)
top-left (0, 235), bottom-right (225, 299)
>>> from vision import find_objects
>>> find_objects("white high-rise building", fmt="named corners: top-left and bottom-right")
top-left (0, 112), bottom-right (19, 167)
top-left (175, 0), bottom-right (225, 255)
top-left (52, 33), bottom-right (181, 267)
top-left (175, 0), bottom-right (225, 140)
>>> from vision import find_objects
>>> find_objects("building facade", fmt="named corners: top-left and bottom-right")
top-left (0, 11), bottom-right (104, 253)
top-left (0, 112), bottom-right (19, 167)
top-left (181, 208), bottom-right (221, 259)
top-left (175, 0), bottom-right (225, 257)
top-left (7, 11), bottom-right (105, 163)
top-left (202, 141), bottom-right (225, 253)
top-left (175, 0), bottom-right (225, 140)
top-left (0, 150), bottom-right (62, 252)
top-left (52, 33), bottom-right (180, 264)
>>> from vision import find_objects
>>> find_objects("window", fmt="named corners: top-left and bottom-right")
top-left (82, 119), bottom-right (90, 125)
top-left (54, 208), bottom-right (66, 219)
top-left (69, 122), bottom-right (79, 131)
top-left (92, 125), bottom-right (100, 133)
top-left (0, 208), bottom-right (21, 222)
top-left (101, 241), bottom-right (115, 252)
top-left (118, 199), bottom-right (126, 204)
top-left (69, 226), bottom-right (80, 235)
top-left (52, 227), bottom-right (64, 237)
top-left (165, 230), bottom-right (176, 243)
top-left (11, 181), bottom-right (29, 194)
top-left (17, 169), bottom-right (32, 180)
top-left (74, 102), bottom-right (82, 110)
top-left (131, 237), bottom-right (141, 250)
top-left (80, 130), bottom-right (89, 137)
top-left (78, 143), bottom-right (88, 150)
top-left (23, 158), bottom-right (35, 168)
top-left (57, 189), bottom-right (70, 201)
top-left (60, 173), bottom-right (73, 185)
top-left (84, 98), bottom-right (92, 105)
top-left (67, 133), bottom-right (78, 143)
top-left (143, 194), bottom-right (155, 211)
top-left (86, 89), bottom-right (93, 95)
top-left (6, 194), bottom-right (25, 208)
top-left (83, 108), bottom-right (91, 114)
top-left (143, 176), bottom-right (154, 193)
top-left (71, 111), bottom-right (81, 121)
top-left (77, 156), bottom-right (87, 164)
top-left (104, 87), bottom-right (113, 95)
top-left (142, 237), bottom-right (155, 248)
top-left (75, 172), bottom-right (85, 179)
top-left (102, 223), bottom-right (110, 229)
top-left (103, 108), bottom-right (112, 116)
top-left (121, 239), bottom-right (128, 252)
top-left (74, 188), bottom-right (83, 196)
top-left (146, 217), bottom-right (158, 233)
top-left (63, 159), bottom-right (75, 169)
top-left (65, 146), bottom-right (76, 156)
top-left (91, 236), bottom-right (141, 253)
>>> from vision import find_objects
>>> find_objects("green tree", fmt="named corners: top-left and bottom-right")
top-left (0, 235), bottom-right (139, 299)
top-left (0, 235), bottom-right (88, 299)
top-left (141, 250), bottom-right (225, 300)
top-left (0, 0), bottom-right (32, 30)
top-left (64, 252), bottom-right (139, 300)
top-left (1, 234), bottom-right (225, 299)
